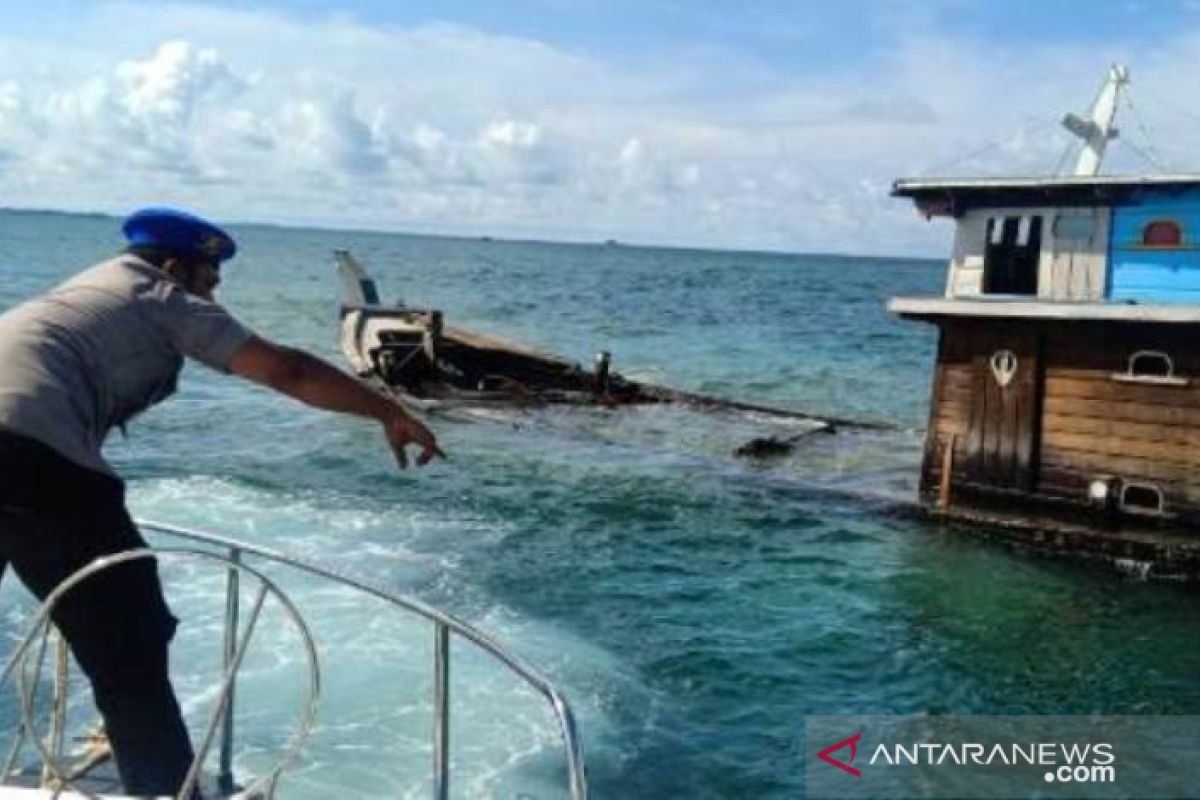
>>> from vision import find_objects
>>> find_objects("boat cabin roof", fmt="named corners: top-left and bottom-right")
top-left (893, 174), bottom-right (1200, 217)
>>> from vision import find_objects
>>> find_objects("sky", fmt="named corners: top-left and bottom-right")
top-left (1, 1), bottom-right (1199, 256)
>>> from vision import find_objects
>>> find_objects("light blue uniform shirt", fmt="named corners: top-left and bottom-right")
top-left (0, 255), bottom-right (254, 476)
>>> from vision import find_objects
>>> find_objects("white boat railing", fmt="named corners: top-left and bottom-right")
top-left (0, 519), bottom-right (589, 800)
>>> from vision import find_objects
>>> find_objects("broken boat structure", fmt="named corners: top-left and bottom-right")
top-left (335, 250), bottom-right (889, 452)
top-left (891, 64), bottom-right (1200, 579)
top-left (336, 251), bottom-right (654, 408)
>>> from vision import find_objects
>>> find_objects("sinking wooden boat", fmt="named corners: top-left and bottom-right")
top-left (890, 64), bottom-right (1200, 579)
top-left (335, 250), bottom-right (663, 408)
top-left (335, 250), bottom-right (885, 447)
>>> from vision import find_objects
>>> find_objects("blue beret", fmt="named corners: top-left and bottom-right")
top-left (122, 207), bottom-right (237, 263)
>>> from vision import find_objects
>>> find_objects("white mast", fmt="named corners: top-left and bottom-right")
top-left (1062, 63), bottom-right (1130, 176)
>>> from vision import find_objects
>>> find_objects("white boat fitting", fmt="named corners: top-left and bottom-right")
top-left (0, 521), bottom-right (589, 800)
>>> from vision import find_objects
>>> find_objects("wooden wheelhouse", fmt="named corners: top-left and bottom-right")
top-left (890, 66), bottom-right (1200, 575)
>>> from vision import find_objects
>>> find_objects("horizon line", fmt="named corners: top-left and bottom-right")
top-left (0, 204), bottom-right (944, 264)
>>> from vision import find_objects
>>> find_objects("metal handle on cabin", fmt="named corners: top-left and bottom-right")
top-left (433, 622), bottom-right (450, 800)
top-left (218, 547), bottom-right (242, 795)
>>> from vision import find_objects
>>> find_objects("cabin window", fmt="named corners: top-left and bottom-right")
top-left (983, 215), bottom-right (1042, 295)
top-left (1142, 219), bottom-right (1183, 247)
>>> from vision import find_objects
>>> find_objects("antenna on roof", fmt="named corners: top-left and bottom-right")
top-left (1062, 63), bottom-right (1130, 176)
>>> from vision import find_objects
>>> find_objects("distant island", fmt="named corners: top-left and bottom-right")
top-left (0, 206), bottom-right (115, 221)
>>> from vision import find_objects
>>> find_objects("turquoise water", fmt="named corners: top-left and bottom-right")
top-left (3, 210), bottom-right (1200, 798)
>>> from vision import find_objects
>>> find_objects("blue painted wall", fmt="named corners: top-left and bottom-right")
top-left (1109, 188), bottom-right (1200, 303)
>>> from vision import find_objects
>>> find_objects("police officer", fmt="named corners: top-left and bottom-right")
top-left (0, 208), bottom-right (440, 795)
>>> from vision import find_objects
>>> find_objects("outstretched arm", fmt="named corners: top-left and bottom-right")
top-left (228, 336), bottom-right (442, 468)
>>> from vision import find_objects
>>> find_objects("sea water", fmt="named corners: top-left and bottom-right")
top-left (2, 210), bottom-right (1200, 799)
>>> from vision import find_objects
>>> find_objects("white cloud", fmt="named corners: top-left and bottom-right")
top-left (678, 163), bottom-right (701, 188)
top-left (479, 120), bottom-right (543, 151)
top-left (281, 93), bottom-right (388, 179)
top-left (112, 41), bottom-right (246, 173)
top-left (115, 41), bottom-right (242, 127)
top-left (0, 3), bottom-right (1197, 255)
top-left (617, 137), bottom-right (645, 184)
top-left (0, 39), bottom-right (251, 182)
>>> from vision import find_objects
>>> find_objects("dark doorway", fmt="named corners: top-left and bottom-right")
top-left (983, 215), bottom-right (1042, 295)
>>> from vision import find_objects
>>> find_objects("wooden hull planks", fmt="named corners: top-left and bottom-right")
top-left (920, 318), bottom-right (1200, 532)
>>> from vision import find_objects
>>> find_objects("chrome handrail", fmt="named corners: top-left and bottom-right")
top-left (0, 547), bottom-right (322, 800)
top-left (136, 518), bottom-right (589, 800)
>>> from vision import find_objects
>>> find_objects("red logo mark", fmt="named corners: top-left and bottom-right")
top-left (818, 732), bottom-right (862, 777)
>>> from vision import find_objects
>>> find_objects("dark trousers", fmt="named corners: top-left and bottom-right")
top-left (0, 431), bottom-right (195, 795)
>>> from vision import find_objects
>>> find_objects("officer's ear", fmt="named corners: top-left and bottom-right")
top-left (161, 257), bottom-right (193, 287)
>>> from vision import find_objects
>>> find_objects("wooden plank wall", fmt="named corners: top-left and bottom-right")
top-left (1042, 207), bottom-right (1109, 302)
top-left (945, 207), bottom-right (1110, 302)
top-left (1039, 322), bottom-right (1200, 517)
top-left (921, 319), bottom-right (1200, 520)
top-left (947, 214), bottom-right (987, 297)
top-left (963, 325), bottom-right (1040, 490)
top-left (920, 321), bottom-right (973, 496)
